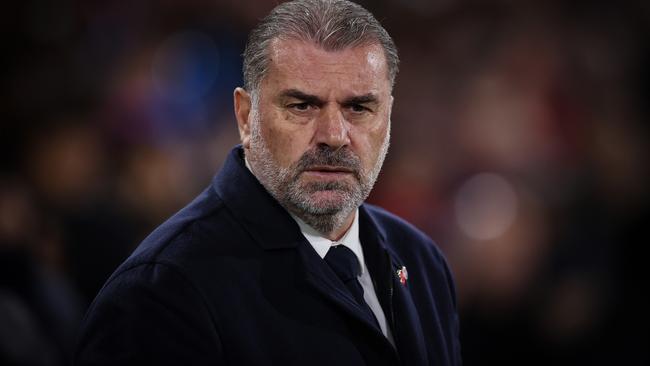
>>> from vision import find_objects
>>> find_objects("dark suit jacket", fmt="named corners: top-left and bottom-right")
top-left (74, 146), bottom-right (461, 366)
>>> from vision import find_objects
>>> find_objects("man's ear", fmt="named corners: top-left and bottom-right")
top-left (233, 87), bottom-right (252, 149)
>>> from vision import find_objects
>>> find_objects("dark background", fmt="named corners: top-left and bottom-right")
top-left (1, 0), bottom-right (648, 365)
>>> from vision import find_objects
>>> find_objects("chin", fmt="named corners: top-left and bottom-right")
top-left (294, 190), bottom-right (350, 215)
top-left (300, 190), bottom-right (352, 215)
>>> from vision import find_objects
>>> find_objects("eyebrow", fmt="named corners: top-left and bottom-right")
top-left (280, 89), bottom-right (379, 107)
top-left (342, 93), bottom-right (378, 106)
top-left (280, 89), bottom-right (324, 107)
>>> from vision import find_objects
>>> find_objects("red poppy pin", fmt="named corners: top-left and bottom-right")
top-left (397, 266), bottom-right (408, 286)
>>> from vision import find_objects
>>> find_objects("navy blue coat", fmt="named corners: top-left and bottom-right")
top-left (74, 146), bottom-right (461, 366)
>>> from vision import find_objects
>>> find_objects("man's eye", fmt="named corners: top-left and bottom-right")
top-left (349, 104), bottom-right (368, 113)
top-left (288, 102), bottom-right (311, 111)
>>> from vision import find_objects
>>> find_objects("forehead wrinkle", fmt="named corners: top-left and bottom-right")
top-left (263, 39), bottom-right (390, 99)
top-left (270, 39), bottom-right (385, 71)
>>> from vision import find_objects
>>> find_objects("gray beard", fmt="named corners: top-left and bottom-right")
top-left (246, 113), bottom-right (389, 236)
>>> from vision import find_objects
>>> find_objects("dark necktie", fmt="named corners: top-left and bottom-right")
top-left (324, 245), bottom-right (379, 328)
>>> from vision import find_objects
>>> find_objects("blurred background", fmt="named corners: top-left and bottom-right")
top-left (1, 0), bottom-right (648, 365)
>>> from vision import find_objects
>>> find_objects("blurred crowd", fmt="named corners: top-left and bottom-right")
top-left (2, 0), bottom-right (648, 365)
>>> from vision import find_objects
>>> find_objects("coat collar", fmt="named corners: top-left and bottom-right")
top-left (211, 145), bottom-right (303, 250)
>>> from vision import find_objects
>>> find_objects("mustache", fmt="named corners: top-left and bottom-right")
top-left (295, 146), bottom-right (362, 180)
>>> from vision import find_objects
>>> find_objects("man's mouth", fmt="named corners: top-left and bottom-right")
top-left (301, 165), bottom-right (355, 179)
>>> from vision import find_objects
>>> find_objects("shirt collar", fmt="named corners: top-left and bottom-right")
top-left (293, 210), bottom-right (366, 275)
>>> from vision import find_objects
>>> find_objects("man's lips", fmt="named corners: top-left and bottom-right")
top-left (304, 165), bottom-right (354, 173)
top-left (301, 165), bottom-right (355, 179)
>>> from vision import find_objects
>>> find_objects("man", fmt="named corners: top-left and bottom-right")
top-left (75, 1), bottom-right (461, 365)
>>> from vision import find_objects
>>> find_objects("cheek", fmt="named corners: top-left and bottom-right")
top-left (351, 121), bottom-right (389, 161)
top-left (262, 126), bottom-right (291, 162)
top-left (261, 118), bottom-right (312, 167)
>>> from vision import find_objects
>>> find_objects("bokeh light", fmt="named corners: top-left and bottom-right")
top-left (151, 30), bottom-right (220, 102)
top-left (454, 173), bottom-right (518, 241)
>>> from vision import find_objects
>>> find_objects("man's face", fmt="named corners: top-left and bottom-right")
top-left (239, 39), bottom-right (392, 234)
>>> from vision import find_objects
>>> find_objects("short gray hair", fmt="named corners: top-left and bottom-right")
top-left (242, 0), bottom-right (399, 93)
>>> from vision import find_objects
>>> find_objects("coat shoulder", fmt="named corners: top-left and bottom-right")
top-left (363, 204), bottom-right (445, 260)
top-left (107, 184), bottom-right (251, 288)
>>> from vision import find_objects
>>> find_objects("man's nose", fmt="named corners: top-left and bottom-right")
top-left (314, 105), bottom-right (350, 149)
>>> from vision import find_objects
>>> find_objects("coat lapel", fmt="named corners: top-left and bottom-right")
top-left (296, 242), bottom-right (385, 333)
top-left (359, 207), bottom-right (429, 366)
top-left (387, 254), bottom-right (429, 366)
